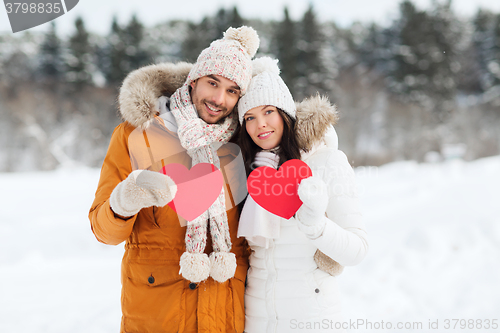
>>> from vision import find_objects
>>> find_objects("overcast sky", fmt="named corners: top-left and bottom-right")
top-left (1, 0), bottom-right (500, 36)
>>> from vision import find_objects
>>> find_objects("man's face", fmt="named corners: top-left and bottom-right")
top-left (190, 75), bottom-right (241, 124)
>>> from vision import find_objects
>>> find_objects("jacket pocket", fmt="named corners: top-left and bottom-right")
top-left (122, 259), bottom-right (183, 333)
top-left (311, 268), bottom-right (342, 312)
top-left (153, 205), bottom-right (188, 230)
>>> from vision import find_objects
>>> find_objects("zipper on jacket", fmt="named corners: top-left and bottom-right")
top-left (265, 239), bottom-right (278, 332)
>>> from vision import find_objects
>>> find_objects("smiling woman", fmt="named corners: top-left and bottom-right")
top-left (236, 57), bottom-right (368, 333)
top-left (244, 105), bottom-right (284, 150)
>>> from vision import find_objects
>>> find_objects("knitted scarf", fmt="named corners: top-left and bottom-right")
top-left (237, 151), bottom-right (281, 248)
top-left (169, 83), bottom-right (238, 283)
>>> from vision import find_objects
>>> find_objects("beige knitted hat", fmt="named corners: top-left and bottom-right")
top-left (186, 26), bottom-right (260, 95)
top-left (237, 57), bottom-right (296, 124)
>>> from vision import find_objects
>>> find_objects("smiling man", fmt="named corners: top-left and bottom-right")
top-left (190, 74), bottom-right (241, 123)
top-left (89, 26), bottom-right (259, 333)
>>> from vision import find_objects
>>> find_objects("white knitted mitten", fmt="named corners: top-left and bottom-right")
top-left (296, 176), bottom-right (329, 238)
top-left (110, 170), bottom-right (177, 218)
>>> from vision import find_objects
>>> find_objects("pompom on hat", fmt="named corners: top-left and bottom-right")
top-left (237, 57), bottom-right (296, 124)
top-left (186, 26), bottom-right (260, 95)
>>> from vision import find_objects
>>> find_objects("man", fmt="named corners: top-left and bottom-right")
top-left (89, 26), bottom-right (259, 333)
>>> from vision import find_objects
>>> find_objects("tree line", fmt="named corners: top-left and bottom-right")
top-left (1, 0), bottom-right (499, 171)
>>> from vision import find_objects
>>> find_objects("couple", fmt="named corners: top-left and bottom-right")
top-left (89, 26), bottom-right (368, 333)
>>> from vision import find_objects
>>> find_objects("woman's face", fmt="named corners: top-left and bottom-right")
top-left (244, 105), bottom-right (284, 150)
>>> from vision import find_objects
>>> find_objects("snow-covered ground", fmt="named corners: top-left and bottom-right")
top-left (1, 156), bottom-right (499, 332)
top-left (342, 156), bottom-right (500, 332)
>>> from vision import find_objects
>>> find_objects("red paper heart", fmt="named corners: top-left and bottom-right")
top-left (247, 159), bottom-right (312, 219)
top-left (161, 163), bottom-right (223, 221)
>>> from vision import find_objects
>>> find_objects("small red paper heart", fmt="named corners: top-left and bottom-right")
top-left (247, 159), bottom-right (312, 219)
top-left (161, 163), bottom-right (223, 221)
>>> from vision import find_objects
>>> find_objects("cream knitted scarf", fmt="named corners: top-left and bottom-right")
top-left (237, 151), bottom-right (281, 248)
top-left (169, 83), bottom-right (238, 283)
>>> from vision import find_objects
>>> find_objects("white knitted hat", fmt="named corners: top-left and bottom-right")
top-left (237, 57), bottom-right (296, 124)
top-left (186, 26), bottom-right (260, 95)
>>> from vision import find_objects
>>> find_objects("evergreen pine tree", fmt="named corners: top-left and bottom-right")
top-left (103, 17), bottom-right (128, 86)
top-left (296, 4), bottom-right (328, 99)
top-left (123, 15), bottom-right (150, 71)
top-left (182, 21), bottom-right (204, 63)
top-left (39, 22), bottom-right (64, 84)
top-left (182, 17), bottom-right (216, 63)
top-left (464, 10), bottom-right (500, 93)
top-left (67, 17), bottom-right (93, 88)
top-left (182, 7), bottom-right (244, 65)
top-left (388, 0), bottom-right (462, 119)
top-left (213, 7), bottom-right (245, 40)
top-left (358, 23), bottom-right (381, 69)
top-left (473, 9), bottom-right (493, 90)
top-left (489, 13), bottom-right (500, 88)
top-left (390, 0), bottom-right (428, 95)
top-left (456, 10), bottom-right (493, 94)
top-left (275, 7), bottom-right (298, 96)
top-left (215, 8), bottom-right (229, 39)
top-left (229, 7), bottom-right (244, 28)
top-left (357, 23), bottom-right (397, 74)
top-left (428, 0), bottom-right (460, 109)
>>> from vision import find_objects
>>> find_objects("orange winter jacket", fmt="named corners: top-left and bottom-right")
top-left (89, 119), bottom-right (249, 333)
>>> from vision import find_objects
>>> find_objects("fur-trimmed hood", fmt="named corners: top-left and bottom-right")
top-left (118, 62), bottom-right (339, 148)
top-left (295, 94), bottom-right (339, 151)
top-left (118, 62), bottom-right (193, 130)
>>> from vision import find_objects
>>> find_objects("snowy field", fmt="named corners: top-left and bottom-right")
top-left (1, 156), bottom-right (499, 332)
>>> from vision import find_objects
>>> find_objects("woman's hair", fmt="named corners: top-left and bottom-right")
top-left (238, 108), bottom-right (301, 175)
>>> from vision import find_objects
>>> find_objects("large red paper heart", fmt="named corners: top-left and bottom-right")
top-left (247, 159), bottom-right (312, 219)
top-left (161, 163), bottom-right (223, 221)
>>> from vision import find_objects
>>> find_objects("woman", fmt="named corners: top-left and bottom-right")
top-left (237, 57), bottom-right (369, 333)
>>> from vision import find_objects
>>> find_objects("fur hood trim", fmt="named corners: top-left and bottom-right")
top-left (295, 94), bottom-right (339, 151)
top-left (118, 62), bottom-right (193, 130)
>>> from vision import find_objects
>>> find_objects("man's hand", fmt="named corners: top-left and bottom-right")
top-left (110, 170), bottom-right (177, 218)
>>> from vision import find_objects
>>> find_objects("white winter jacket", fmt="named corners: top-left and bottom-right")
top-left (242, 96), bottom-right (369, 333)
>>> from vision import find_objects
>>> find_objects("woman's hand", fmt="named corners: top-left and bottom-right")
top-left (296, 176), bottom-right (329, 238)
